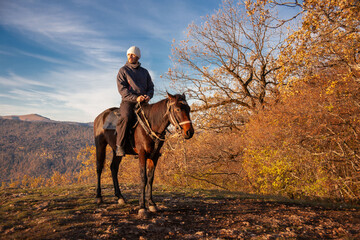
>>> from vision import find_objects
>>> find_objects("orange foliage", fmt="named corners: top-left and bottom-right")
top-left (244, 68), bottom-right (360, 200)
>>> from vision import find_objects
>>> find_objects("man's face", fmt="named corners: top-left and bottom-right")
top-left (127, 53), bottom-right (139, 64)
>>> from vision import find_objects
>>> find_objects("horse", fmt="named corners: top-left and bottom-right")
top-left (93, 93), bottom-right (194, 217)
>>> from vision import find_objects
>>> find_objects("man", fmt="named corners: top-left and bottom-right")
top-left (116, 46), bottom-right (154, 156)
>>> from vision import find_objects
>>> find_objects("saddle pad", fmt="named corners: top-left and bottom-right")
top-left (103, 109), bottom-right (121, 130)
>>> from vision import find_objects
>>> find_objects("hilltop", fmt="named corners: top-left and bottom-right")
top-left (0, 116), bottom-right (93, 183)
top-left (0, 114), bottom-right (93, 127)
top-left (0, 114), bottom-right (52, 122)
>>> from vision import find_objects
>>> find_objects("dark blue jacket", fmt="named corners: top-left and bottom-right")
top-left (117, 61), bottom-right (154, 103)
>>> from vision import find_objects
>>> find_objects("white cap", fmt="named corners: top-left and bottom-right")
top-left (127, 46), bottom-right (141, 59)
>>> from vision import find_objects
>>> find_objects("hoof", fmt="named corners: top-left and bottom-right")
top-left (148, 205), bottom-right (157, 213)
top-left (138, 208), bottom-right (148, 219)
top-left (96, 197), bottom-right (103, 204)
top-left (118, 198), bottom-right (126, 205)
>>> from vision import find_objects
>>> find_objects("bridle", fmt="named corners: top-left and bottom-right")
top-left (166, 100), bottom-right (192, 132)
top-left (135, 99), bottom-right (192, 142)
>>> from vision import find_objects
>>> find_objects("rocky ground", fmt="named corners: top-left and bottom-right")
top-left (1, 184), bottom-right (359, 239)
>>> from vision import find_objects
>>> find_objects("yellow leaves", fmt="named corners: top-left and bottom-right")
top-left (243, 147), bottom-right (296, 196)
top-left (50, 171), bottom-right (70, 186)
top-left (247, 62), bottom-right (360, 200)
top-left (324, 103), bottom-right (334, 112)
top-left (278, 0), bottom-right (360, 84)
top-left (244, 0), bottom-right (268, 16)
top-left (326, 80), bottom-right (338, 95)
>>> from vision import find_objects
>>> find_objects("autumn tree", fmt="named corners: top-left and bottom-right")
top-left (276, 0), bottom-right (360, 81)
top-left (162, 0), bottom-right (360, 201)
top-left (166, 0), bottom-right (287, 130)
top-left (243, 69), bottom-right (359, 199)
top-left (275, 0), bottom-right (360, 200)
top-left (235, 0), bottom-right (360, 200)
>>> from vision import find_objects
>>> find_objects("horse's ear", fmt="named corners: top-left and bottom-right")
top-left (182, 93), bottom-right (186, 100)
top-left (167, 92), bottom-right (175, 101)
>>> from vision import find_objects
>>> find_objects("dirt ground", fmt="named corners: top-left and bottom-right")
top-left (1, 185), bottom-right (360, 239)
top-left (79, 192), bottom-right (360, 239)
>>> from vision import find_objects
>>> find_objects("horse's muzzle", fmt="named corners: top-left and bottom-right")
top-left (184, 127), bottom-right (194, 139)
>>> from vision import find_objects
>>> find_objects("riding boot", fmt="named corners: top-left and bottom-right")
top-left (116, 119), bottom-right (126, 157)
top-left (116, 145), bottom-right (125, 157)
top-left (116, 101), bottom-right (136, 157)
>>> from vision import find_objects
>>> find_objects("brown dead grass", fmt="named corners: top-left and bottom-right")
top-left (0, 184), bottom-right (359, 239)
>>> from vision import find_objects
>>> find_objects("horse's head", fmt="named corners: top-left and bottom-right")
top-left (167, 93), bottom-right (194, 139)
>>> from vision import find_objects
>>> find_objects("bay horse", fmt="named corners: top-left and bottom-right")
top-left (93, 93), bottom-right (194, 217)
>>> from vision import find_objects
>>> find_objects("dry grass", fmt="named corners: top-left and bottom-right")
top-left (1, 184), bottom-right (359, 239)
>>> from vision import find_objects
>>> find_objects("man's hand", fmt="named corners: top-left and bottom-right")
top-left (144, 95), bottom-right (150, 102)
top-left (136, 95), bottom-right (150, 103)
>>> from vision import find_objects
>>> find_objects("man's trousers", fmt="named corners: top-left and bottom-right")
top-left (116, 101), bottom-right (136, 149)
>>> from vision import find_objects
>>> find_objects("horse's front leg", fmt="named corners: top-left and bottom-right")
top-left (146, 158), bottom-right (158, 212)
top-left (138, 150), bottom-right (148, 218)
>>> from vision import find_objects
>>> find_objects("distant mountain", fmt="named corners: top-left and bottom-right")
top-left (1, 114), bottom-right (52, 122)
top-left (0, 118), bottom-right (94, 183)
top-left (0, 114), bottom-right (93, 127)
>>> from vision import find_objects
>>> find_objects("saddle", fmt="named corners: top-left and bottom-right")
top-left (102, 108), bottom-right (139, 131)
top-left (103, 109), bottom-right (121, 130)
top-left (102, 108), bottom-right (138, 156)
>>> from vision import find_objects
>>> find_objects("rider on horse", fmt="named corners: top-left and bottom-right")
top-left (116, 46), bottom-right (154, 156)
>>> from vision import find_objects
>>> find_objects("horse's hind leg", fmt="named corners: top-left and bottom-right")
top-left (95, 137), bottom-right (106, 204)
top-left (110, 150), bottom-right (126, 205)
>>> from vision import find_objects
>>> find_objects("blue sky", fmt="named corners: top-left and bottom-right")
top-left (0, 0), bottom-right (222, 122)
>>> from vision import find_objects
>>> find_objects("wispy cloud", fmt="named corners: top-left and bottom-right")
top-left (0, 66), bottom-right (120, 121)
top-left (0, 2), bottom-right (96, 37)
top-left (0, 1), bottom-right (121, 67)
top-left (0, 72), bottom-right (53, 88)
top-left (0, 50), bottom-right (14, 56)
top-left (17, 49), bottom-right (71, 65)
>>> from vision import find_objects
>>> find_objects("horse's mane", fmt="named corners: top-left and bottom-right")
top-left (141, 98), bottom-right (169, 128)
top-left (140, 94), bottom-right (187, 128)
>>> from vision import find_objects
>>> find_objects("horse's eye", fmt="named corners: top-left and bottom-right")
top-left (175, 108), bottom-right (181, 112)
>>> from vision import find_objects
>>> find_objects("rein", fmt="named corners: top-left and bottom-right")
top-left (135, 103), bottom-right (166, 142)
top-left (135, 100), bottom-right (192, 142)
